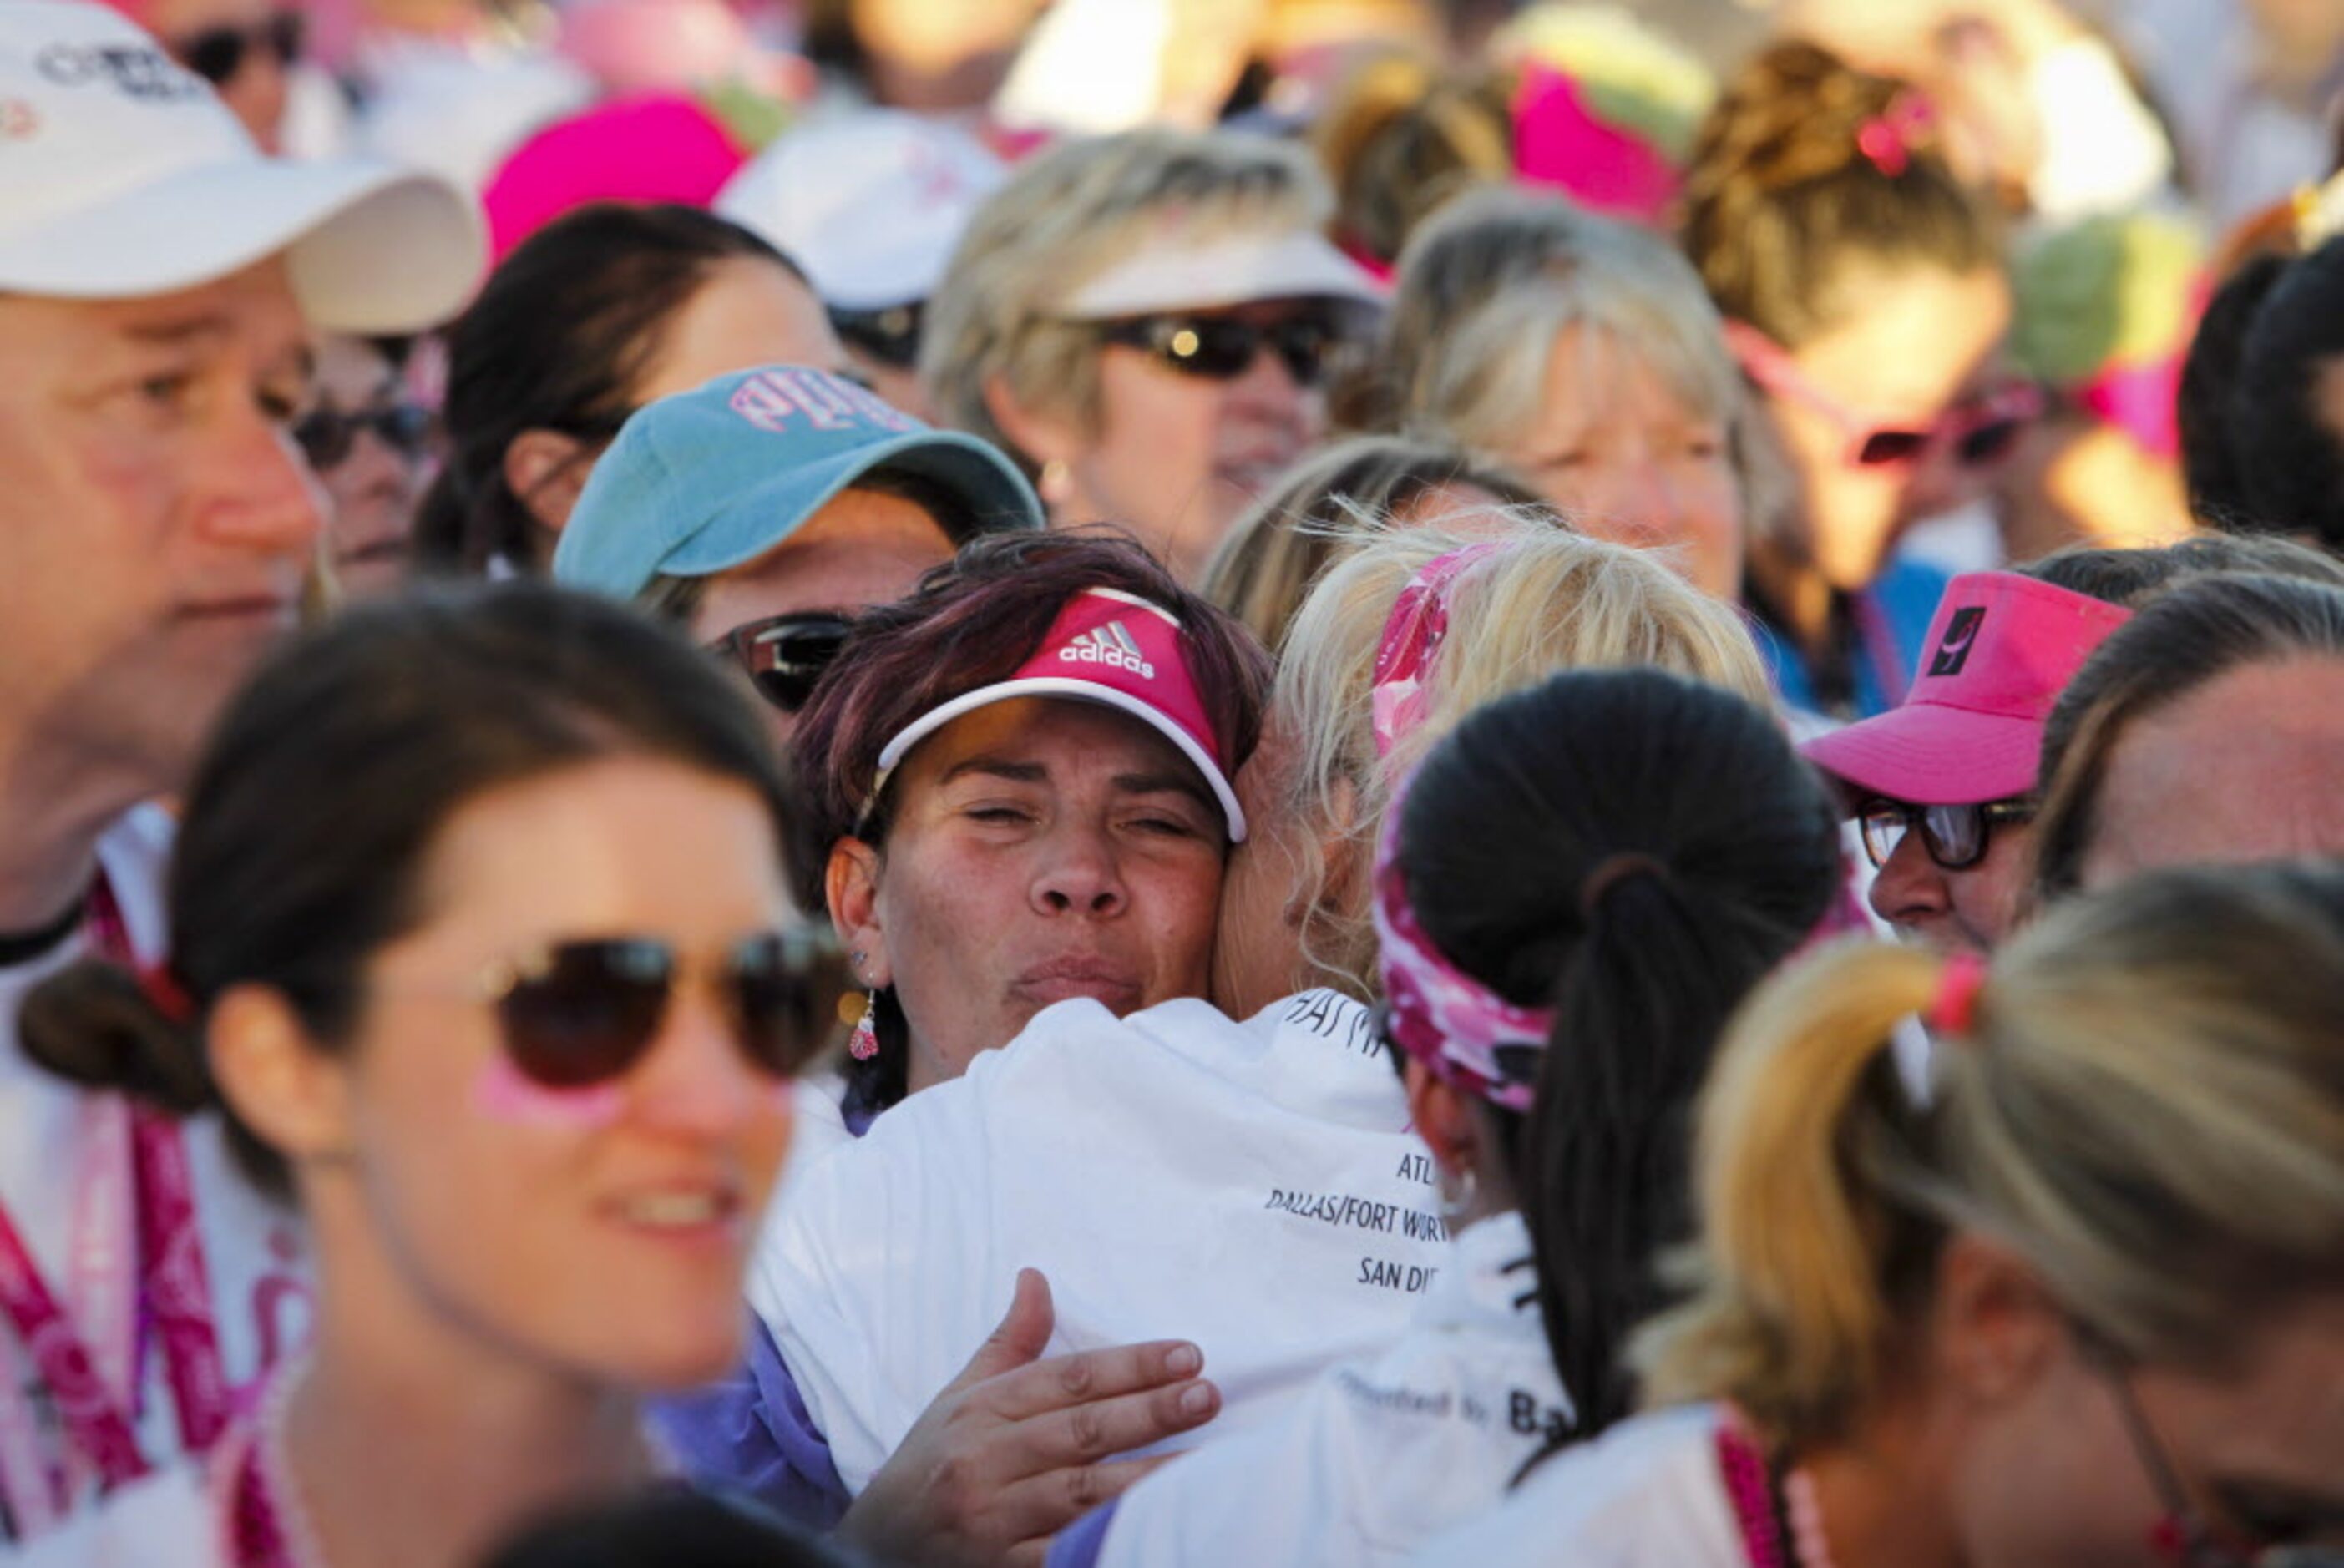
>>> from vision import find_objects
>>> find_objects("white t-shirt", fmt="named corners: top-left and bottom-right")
top-left (0, 807), bottom-right (313, 1545)
top-left (1055, 1210), bottom-right (1572, 1568)
top-left (1410, 1404), bottom-right (1741, 1567)
top-left (752, 989), bottom-right (1451, 1493)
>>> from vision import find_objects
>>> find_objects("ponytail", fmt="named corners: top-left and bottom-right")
top-left (19, 959), bottom-right (214, 1115)
top-left (1522, 872), bottom-right (1813, 1433)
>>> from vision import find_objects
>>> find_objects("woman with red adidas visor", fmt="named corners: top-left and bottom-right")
top-left (791, 529), bottom-right (1272, 1123)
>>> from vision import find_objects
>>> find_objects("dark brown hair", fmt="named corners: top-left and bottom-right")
top-left (2033, 573), bottom-right (2344, 899)
top-left (414, 204), bottom-right (807, 577)
top-left (1680, 41), bottom-right (2001, 348)
top-left (20, 584), bottom-right (804, 1198)
top-left (791, 529), bottom-right (1273, 1110)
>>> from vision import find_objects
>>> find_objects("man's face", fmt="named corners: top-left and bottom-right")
top-left (2080, 658), bottom-right (2344, 890)
top-left (0, 258), bottom-right (323, 792)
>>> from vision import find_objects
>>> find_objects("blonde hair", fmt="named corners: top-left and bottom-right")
top-left (1640, 861), bottom-right (2344, 1452)
top-left (1372, 185), bottom-right (1785, 539)
top-left (1198, 434), bottom-right (1552, 654)
top-left (1272, 517), bottom-right (1770, 998)
top-left (920, 129), bottom-right (1334, 473)
top-left (1385, 186), bottom-right (1739, 450)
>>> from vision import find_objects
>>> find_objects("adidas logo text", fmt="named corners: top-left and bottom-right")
top-left (1060, 621), bottom-right (1155, 679)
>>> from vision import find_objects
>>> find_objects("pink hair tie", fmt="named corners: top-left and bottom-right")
top-left (1926, 951), bottom-right (1987, 1039)
top-left (1855, 94), bottom-right (1936, 180)
top-left (139, 963), bottom-right (197, 1028)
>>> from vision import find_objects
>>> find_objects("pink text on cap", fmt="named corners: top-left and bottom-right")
top-left (729, 368), bottom-right (921, 437)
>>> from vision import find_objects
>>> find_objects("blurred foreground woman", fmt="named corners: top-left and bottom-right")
top-left (1420, 859), bottom-right (2344, 1566)
top-left (21, 584), bottom-right (848, 1567)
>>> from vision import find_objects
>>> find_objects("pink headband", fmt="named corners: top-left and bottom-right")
top-left (1369, 543), bottom-right (1502, 759)
top-left (1371, 771), bottom-right (1554, 1114)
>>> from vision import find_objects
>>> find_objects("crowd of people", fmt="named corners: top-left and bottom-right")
top-left (2, 0), bottom-right (2342, 1565)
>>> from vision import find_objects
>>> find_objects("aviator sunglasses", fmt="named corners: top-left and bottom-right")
top-left (1098, 312), bottom-right (1347, 389)
top-left (172, 11), bottom-right (303, 85)
top-left (706, 611), bottom-right (855, 716)
top-left (1725, 321), bottom-right (2043, 470)
top-left (1856, 797), bottom-right (2036, 872)
top-left (468, 929), bottom-right (847, 1090)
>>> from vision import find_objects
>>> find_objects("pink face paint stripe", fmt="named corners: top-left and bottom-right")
top-left (470, 1055), bottom-right (626, 1129)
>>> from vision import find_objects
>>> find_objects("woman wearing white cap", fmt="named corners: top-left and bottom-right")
top-left (1050, 664), bottom-right (1843, 1568)
top-left (923, 127), bottom-right (1381, 584)
top-left (0, 0), bottom-right (479, 1547)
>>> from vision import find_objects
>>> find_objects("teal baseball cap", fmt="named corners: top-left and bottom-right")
top-left (551, 365), bottom-right (1043, 599)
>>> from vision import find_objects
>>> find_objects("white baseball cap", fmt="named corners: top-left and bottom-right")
top-left (717, 109), bottom-right (1005, 312)
top-left (0, 1), bottom-right (485, 334)
top-left (1062, 228), bottom-right (1384, 320)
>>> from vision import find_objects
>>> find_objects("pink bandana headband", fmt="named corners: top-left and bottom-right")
top-left (1369, 542), bottom-right (1503, 759)
top-left (1371, 771), bottom-right (1553, 1113)
top-left (1368, 541), bottom-right (1556, 1109)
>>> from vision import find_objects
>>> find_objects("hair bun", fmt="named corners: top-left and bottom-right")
top-left (18, 959), bottom-right (214, 1115)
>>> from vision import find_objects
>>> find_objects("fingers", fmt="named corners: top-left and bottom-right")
top-left (978, 1452), bottom-right (1190, 1551)
top-left (977, 1337), bottom-right (1207, 1424)
top-left (964, 1370), bottom-right (1218, 1513)
top-left (946, 1267), bottom-right (1056, 1393)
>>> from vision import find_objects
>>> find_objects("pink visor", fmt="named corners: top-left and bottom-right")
top-left (1800, 571), bottom-right (2133, 807)
top-left (872, 588), bottom-right (1246, 840)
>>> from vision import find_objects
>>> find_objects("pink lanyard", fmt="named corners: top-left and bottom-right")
top-left (0, 878), bottom-right (230, 1533)
top-left (213, 1378), bottom-right (309, 1568)
top-left (1715, 1415), bottom-right (1795, 1568)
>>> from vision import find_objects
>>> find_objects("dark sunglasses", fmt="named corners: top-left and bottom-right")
top-left (475, 930), bottom-right (847, 1090)
top-left (174, 11), bottom-right (303, 85)
top-left (831, 303), bottom-right (924, 371)
top-left (291, 403), bottom-right (436, 471)
top-left (1856, 796), bottom-right (2035, 872)
top-left (1099, 312), bottom-right (1345, 389)
top-left (706, 612), bottom-right (855, 715)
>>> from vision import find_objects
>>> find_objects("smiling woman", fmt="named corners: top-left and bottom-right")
top-left (18, 583), bottom-right (848, 1568)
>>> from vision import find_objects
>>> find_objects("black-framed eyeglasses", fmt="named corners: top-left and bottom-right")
top-left (705, 611), bottom-right (855, 715)
top-left (291, 403), bottom-right (437, 471)
top-left (2088, 1337), bottom-right (2344, 1568)
top-left (831, 302), bottom-right (924, 371)
top-left (173, 10), bottom-right (302, 84)
top-left (1097, 311), bottom-right (1347, 390)
top-left (1855, 796), bottom-right (2036, 872)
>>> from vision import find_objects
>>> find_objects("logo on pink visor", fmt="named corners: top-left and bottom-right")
top-left (870, 588), bottom-right (1247, 841)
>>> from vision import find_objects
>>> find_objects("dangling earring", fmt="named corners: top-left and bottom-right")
top-left (848, 950), bottom-right (880, 1061)
top-left (1435, 1165), bottom-right (1478, 1227)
